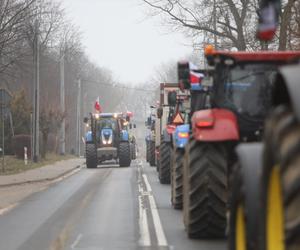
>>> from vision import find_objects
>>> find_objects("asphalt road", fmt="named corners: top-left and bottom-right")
top-left (0, 159), bottom-right (226, 250)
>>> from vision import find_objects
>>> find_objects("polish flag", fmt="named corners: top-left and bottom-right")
top-left (190, 71), bottom-right (203, 85)
top-left (189, 63), bottom-right (204, 87)
top-left (94, 97), bottom-right (102, 113)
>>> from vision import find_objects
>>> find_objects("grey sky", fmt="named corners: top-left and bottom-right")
top-left (60, 0), bottom-right (193, 84)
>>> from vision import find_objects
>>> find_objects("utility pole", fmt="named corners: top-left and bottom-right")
top-left (1, 90), bottom-right (4, 172)
top-left (76, 78), bottom-right (81, 156)
top-left (60, 51), bottom-right (65, 155)
top-left (32, 20), bottom-right (40, 162)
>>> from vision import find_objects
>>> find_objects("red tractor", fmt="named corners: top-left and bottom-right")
top-left (180, 46), bottom-right (300, 239)
top-left (227, 1), bottom-right (300, 249)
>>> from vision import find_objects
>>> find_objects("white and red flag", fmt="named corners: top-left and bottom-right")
top-left (189, 62), bottom-right (204, 88)
top-left (94, 97), bottom-right (102, 113)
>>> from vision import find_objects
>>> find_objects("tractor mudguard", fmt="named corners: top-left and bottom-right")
top-left (274, 65), bottom-right (300, 122)
top-left (174, 124), bottom-right (190, 149)
top-left (120, 130), bottom-right (129, 141)
top-left (85, 131), bottom-right (93, 143)
top-left (235, 143), bottom-right (264, 250)
top-left (162, 128), bottom-right (171, 142)
top-left (192, 108), bottom-right (239, 141)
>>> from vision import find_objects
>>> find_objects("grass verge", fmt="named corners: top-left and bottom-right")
top-left (0, 153), bottom-right (75, 175)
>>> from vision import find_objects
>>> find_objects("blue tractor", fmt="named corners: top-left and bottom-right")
top-left (170, 64), bottom-right (212, 209)
top-left (84, 113), bottom-right (131, 168)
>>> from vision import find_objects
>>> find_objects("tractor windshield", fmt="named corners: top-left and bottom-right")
top-left (98, 118), bottom-right (118, 131)
top-left (217, 63), bottom-right (277, 118)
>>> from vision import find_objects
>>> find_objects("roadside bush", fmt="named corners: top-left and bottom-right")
top-left (12, 134), bottom-right (31, 159)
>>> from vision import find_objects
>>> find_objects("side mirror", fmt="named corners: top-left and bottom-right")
top-left (178, 61), bottom-right (190, 89)
top-left (129, 124), bottom-right (132, 129)
top-left (157, 107), bottom-right (163, 119)
top-left (83, 117), bottom-right (89, 123)
top-left (168, 91), bottom-right (177, 106)
top-left (134, 124), bottom-right (136, 128)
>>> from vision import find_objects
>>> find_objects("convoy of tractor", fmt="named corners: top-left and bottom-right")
top-left (84, 1), bottom-right (300, 248)
top-left (144, 44), bottom-right (300, 249)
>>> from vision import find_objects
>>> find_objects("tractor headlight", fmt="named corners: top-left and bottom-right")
top-left (102, 136), bottom-right (112, 145)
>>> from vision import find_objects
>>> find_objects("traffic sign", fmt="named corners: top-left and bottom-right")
top-left (173, 112), bottom-right (184, 124)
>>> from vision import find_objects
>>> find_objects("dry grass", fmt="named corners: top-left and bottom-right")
top-left (0, 153), bottom-right (74, 175)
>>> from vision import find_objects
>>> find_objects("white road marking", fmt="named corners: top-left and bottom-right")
top-left (70, 233), bottom-right (82, 249)
top-left (142, 174), bottom-right (152, 192)
top-left (138, 164), bottom-right (151, 246)
top-left (138, 163), bottom-right (168, 247)
top-left (146, 180), bottom-right (168, 246)
top-left (51, 167), bottom-right (82, 184)
top-left (0, 203), bottom-right (18, 216)
top-left (138, 195), bottom-right (151, 246)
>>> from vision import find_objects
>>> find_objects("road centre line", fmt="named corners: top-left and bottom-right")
top-left (138, 163), bottom-right (168, 246)
top-left (142, 174), bottom-right (152, 192)
top-left (138, 164), bottom-right (151, 246)
top-left (138, 194), bottom-right (151, 246)
top-left (145, 176), bottom-right (168, 246)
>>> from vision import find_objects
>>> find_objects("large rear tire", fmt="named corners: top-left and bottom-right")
top-left (171, 148), bottom-right (184, 209)
top-left (262, 106), bottom-right (300, 250)
top-left (229, 145), bottom-right (263, 250)
top-left (149, 141), bottom-right (156, 166)
top-left (229, 165), bottom-right (247, 250)
top-left (119, 142), bottom-right (131, 167)
top-left (183, 140), bottom-right (227, 238)
top-left (158, 142), bottom-right (171, 184)
top-left (86, 144), bottom-right (97, 169)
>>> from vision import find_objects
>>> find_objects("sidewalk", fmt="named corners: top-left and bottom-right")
top-left (0, 158), bottom-right (85, 187)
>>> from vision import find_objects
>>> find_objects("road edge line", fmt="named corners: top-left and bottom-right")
top-left (143, 173), bottom-right (168, 246)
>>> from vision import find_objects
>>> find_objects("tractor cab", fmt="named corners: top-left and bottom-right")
top-left (205, 47), bottom-right (300, 140)
top-left (96, 114), bottom-right (119, 147)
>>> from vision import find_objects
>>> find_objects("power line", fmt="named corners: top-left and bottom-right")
top-left (81, 78), bottom-right (157, 92)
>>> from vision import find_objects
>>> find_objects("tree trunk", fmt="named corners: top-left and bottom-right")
top-left (279, 0), bottom-right (295, 50)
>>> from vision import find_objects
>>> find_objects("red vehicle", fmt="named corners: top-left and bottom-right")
top-left (180, 46), bottom-right (300, 239)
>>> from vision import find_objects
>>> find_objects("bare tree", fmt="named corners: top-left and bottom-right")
top-left (0, 0), bottom-right (36, 76)
top-left (142, 0), bottom-right (300, 51)
top-left (142, 0), bottom-right (258, 50)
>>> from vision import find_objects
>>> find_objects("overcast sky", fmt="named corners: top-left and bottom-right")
top-left (60, 0), bottom-right (193, 84)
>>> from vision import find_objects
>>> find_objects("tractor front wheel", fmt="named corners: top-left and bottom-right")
top-left (149, 141), bottom-right (156, 166)
top-left (86, 144), bottom-right (97, 169)
top-left (119, 142), bottom-right (131, 167)
top-left (158, 142), bottom-right (171, 184)
top-left (171, 148), bottom-right (184, 209)
top-left (183, 141), bottom-right (227, 238)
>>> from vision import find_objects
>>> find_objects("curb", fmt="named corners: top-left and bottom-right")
top-left (0, 165), bottom-right (82, 188)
